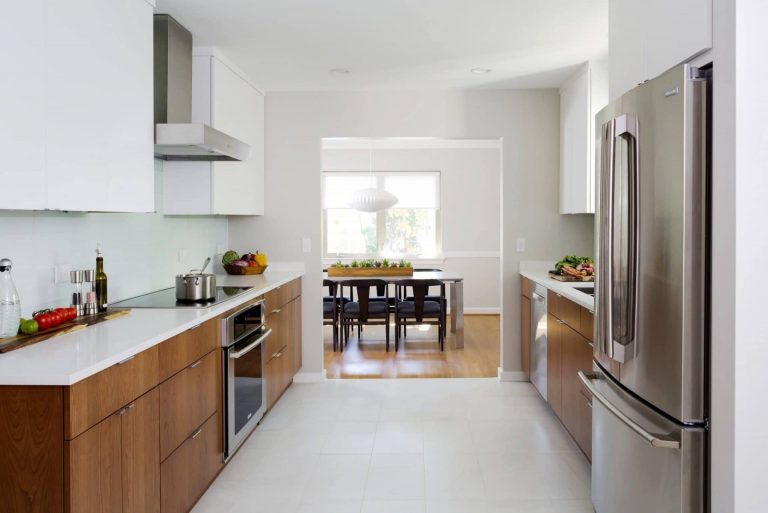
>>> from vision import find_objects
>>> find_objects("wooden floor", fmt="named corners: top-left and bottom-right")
top-left (323, 315), bottom-right (500, 379)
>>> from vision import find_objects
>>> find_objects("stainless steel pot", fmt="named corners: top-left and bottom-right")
top-left (176, 257), bottom-right (217, 301)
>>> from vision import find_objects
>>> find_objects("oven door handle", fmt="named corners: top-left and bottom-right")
top-left (229, 328), bottom-right (272, 359)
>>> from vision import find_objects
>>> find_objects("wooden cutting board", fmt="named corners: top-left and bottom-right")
top-left (548, 271), bottom-right (595, 282)
top-left (0, 309), bottom-right (131, 354)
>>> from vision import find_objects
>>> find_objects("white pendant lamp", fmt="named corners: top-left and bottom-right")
top-left (347, 145), bottom-right (398, 213)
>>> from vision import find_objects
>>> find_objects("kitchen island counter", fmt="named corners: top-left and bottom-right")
top-left (0, 269), bottom-right (304, 385)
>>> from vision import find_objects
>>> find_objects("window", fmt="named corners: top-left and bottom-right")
top-left (322, 172), bottom-right (441, 258)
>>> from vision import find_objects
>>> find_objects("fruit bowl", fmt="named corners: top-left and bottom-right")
top-left (224, 264), bottom-right (268, 275)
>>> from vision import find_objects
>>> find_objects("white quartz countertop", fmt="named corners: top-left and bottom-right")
top-left (0, 270), bottom-right (304, 386)
top-left (519, 261), bottom-right (595, 311)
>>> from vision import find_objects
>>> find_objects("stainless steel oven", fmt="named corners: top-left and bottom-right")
top-left (221, 299), bottom-right (270, 461)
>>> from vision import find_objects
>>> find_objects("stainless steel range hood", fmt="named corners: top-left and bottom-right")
top-left (153, 15), bottom-right (251, 161)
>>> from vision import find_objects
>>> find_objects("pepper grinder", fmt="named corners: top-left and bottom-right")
top-left (70, 270), bottom-right (84, 316)
top-left (83, 270), bottom-right (97, 315)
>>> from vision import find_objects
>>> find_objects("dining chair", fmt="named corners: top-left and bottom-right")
top-left (339, 279), bottom-right (391, 351)
top-left (400, 269), bottom-right (447, 339)
top-left (395, 279), bottom-right (445, 351)
top-left (323, 279), bottom-right (341, 351)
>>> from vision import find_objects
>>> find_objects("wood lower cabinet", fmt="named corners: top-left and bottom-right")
top-left (521, 294), bottom-right (531, 379)
top-left (66, 388), bottom-right (159, 513)
top-left (0, 386), bottom-right (63, 513)
top-left (121, 388), bottom-right (161, 513)
top-left (289, 297), bottom-right (302, 375)
top-left (160, 414), bottom-right (221, 513)
top-left (265, 289), bottom-right (303, 410)
top-left (546, 313), bottom-right (564, 420)
top-left (159, 350), bottom-right (219, 461)
top-left (561, 327), bottom-right (593, 459)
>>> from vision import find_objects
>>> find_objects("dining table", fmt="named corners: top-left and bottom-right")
top-left (322, 271), bottom-right (465, 349)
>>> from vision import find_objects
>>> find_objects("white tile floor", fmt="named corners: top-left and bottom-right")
top-left (192, 379), bottom-right (593, 513)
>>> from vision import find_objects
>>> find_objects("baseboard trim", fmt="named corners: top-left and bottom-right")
top-left (498, 368), bottom-right (528, 382)
top-left (293, 370), bottom-right (327, 383)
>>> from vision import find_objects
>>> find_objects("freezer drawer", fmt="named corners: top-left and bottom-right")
top-left (580, 367), bottom-right (705, 513)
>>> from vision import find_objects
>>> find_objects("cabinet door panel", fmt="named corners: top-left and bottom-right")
top-left (159, 350), bottom-right (219, 461)
top-left (122, 389), bottom-right (160, 513)
top-left (521, 295), bottom-right (531, 379)
top-left (45, 0), bottom-right (153, 212)
top-left (609, 0), bottom-right (645, 99)
top-left (290, 297), bottom-right (302, 375)
top-left (562, 327), bottom-right (594, 460)
top-left (546, 314), bottom-right (563, 419)
top-left (0, 0), bottom-right (47, 210)
top-left (65, 414), bottom-right (122, 513)
top-left (160, 413), bottom-right (221, 513)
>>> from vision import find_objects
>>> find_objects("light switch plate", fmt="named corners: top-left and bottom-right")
top-left (302, 238), bottom-right (312, 253)
top-left (516, 238), bottom-right (526, 252)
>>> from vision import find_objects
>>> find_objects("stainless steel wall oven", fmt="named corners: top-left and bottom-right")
top-left (221, 299), bottom-right (271, 460)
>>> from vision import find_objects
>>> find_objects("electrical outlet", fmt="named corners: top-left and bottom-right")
top-left (54, 264), bottom-right (72, 284)
top-left (516, 238), bottom-right (526, 252)
top-left (302, 238), bottom-right (312, 253)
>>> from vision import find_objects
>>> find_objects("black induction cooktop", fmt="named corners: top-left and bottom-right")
top-left (110, 286), bottom-right (253, 309)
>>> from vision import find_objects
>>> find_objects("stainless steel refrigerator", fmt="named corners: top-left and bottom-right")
top-left (579, 63), bottom-right (710, 513)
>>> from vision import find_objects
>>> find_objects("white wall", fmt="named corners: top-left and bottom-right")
top-left (228, 90), bottom-right (594, 379)
top-left (0, 160), bottom-right (228, 315)
top-left (707, 0), bottom-right (768, 511)
top-left (322, 145), bottom-right (502, 313)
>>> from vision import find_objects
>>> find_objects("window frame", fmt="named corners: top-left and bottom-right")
top-left (321, 170), bottom-right (442, 260)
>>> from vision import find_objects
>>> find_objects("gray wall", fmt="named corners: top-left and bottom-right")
top-left (228, 89), bottom-right (594, 378)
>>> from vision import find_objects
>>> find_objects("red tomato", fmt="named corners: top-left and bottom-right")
top-left (34, 313), bottom-right (53, 331)
top-left (67, 307), bottom-right (77, 321)
top-left (248, 261), bottom-right (257, 267)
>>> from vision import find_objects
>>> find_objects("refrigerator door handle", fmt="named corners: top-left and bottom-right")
top-left (598, 119), bottom-right (616, 360)
top-left (578, 371), bottom-right (680, 449)
top-left (608, 114), bottom-right (639, 363)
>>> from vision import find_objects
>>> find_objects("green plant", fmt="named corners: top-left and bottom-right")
top-left (398, 259), bottom-right (406, 268)
top-left (333, 260), bottom-right (344, 268)
top-left (350, 259), bottom-right (359, 268)
top-left (404, 261), bottom-right (412, 268)
top-left (382, 259), bottom-right (389, 267)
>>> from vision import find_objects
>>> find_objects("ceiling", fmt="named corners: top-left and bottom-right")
top-left (154, 0), bottom-right (608, 92)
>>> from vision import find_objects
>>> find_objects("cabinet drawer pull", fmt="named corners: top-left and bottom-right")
top-left (556, 319), bottom-right (566, 325)
top-left (272, 308), bottom-right (281, 314)
top-left (275, 352), bottom-right (282, 358)
top-left (127, 402), bottom-right (135, 410)
top-left (272, 353), bottom-right (279, 359)
top-left (116, 355), bottom-right (135, 365)
top-left (118, 402), bottom-right (135, 416)
top-left (190, 427), bottom-right (203, 440)
top-left (190, 323), bottom-right (202, 330)
top-left (189, 359), bottom-right (203, 369)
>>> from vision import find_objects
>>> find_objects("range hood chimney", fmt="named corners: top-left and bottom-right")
top-left (153, 15), bottom-right (251, 161)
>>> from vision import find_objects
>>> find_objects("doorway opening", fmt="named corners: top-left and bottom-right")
top-left (320, 137), bottom-right (502, 378)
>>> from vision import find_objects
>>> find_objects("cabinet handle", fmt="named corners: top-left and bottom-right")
top-left (189, 359), bottom-right (203, 369)
top-left (272, 353), bottom-right (279, 359)
top-left (556, 319), bottom-right (567, 325)
top-left (118, 402), bottom-right (135, 416)
top-left (588, 310), bottom-right (595, 315)
top-left (116, 355), bottom-right (135, 365)
top-left (191, 427), bottom-right (203, 440)
top-left (275, 352), bottom-right (282, 358)
top-left (272, 308), bottom-right (281, 314)
top-left (190, 324), bottom-right (202, 330)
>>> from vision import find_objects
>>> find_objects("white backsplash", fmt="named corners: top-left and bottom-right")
top-left (0, 161), bottom-right (228, 315)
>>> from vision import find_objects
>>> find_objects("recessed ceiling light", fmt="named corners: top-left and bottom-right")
top-left (470, 68), bottom-right (492, 74)
top-left (330, 68), bottom-right (350, 75)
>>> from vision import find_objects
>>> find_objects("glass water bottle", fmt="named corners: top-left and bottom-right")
top-left (0, 258), bottom-right (21, 338)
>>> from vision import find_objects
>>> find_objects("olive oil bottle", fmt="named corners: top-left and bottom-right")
top-left (95, 245), bottom-right (108, 313)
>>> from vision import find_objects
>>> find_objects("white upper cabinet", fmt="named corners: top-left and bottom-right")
top-left (0, 0), bottom-right (155, 212)
top-left (559, 61), bottom-right (608, 215)
top-left (163, 49), bottom-right (265, 216)
top-left (609, 0), bottom-right (712, 100)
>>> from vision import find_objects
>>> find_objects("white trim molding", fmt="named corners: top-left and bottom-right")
top-left (498, 368), bottom-right (528, 382)
top-left (293, 370), bottom-right (327, 383)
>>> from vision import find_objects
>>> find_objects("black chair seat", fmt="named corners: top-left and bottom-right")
top-left (396, 300), bottom-right (442, 316)
top-left (323, 302), bottom-right (334, 316)
top-left (343, 301), bottom-right (388, 316)
top-left (405, 295), bottom-right (443, 303)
